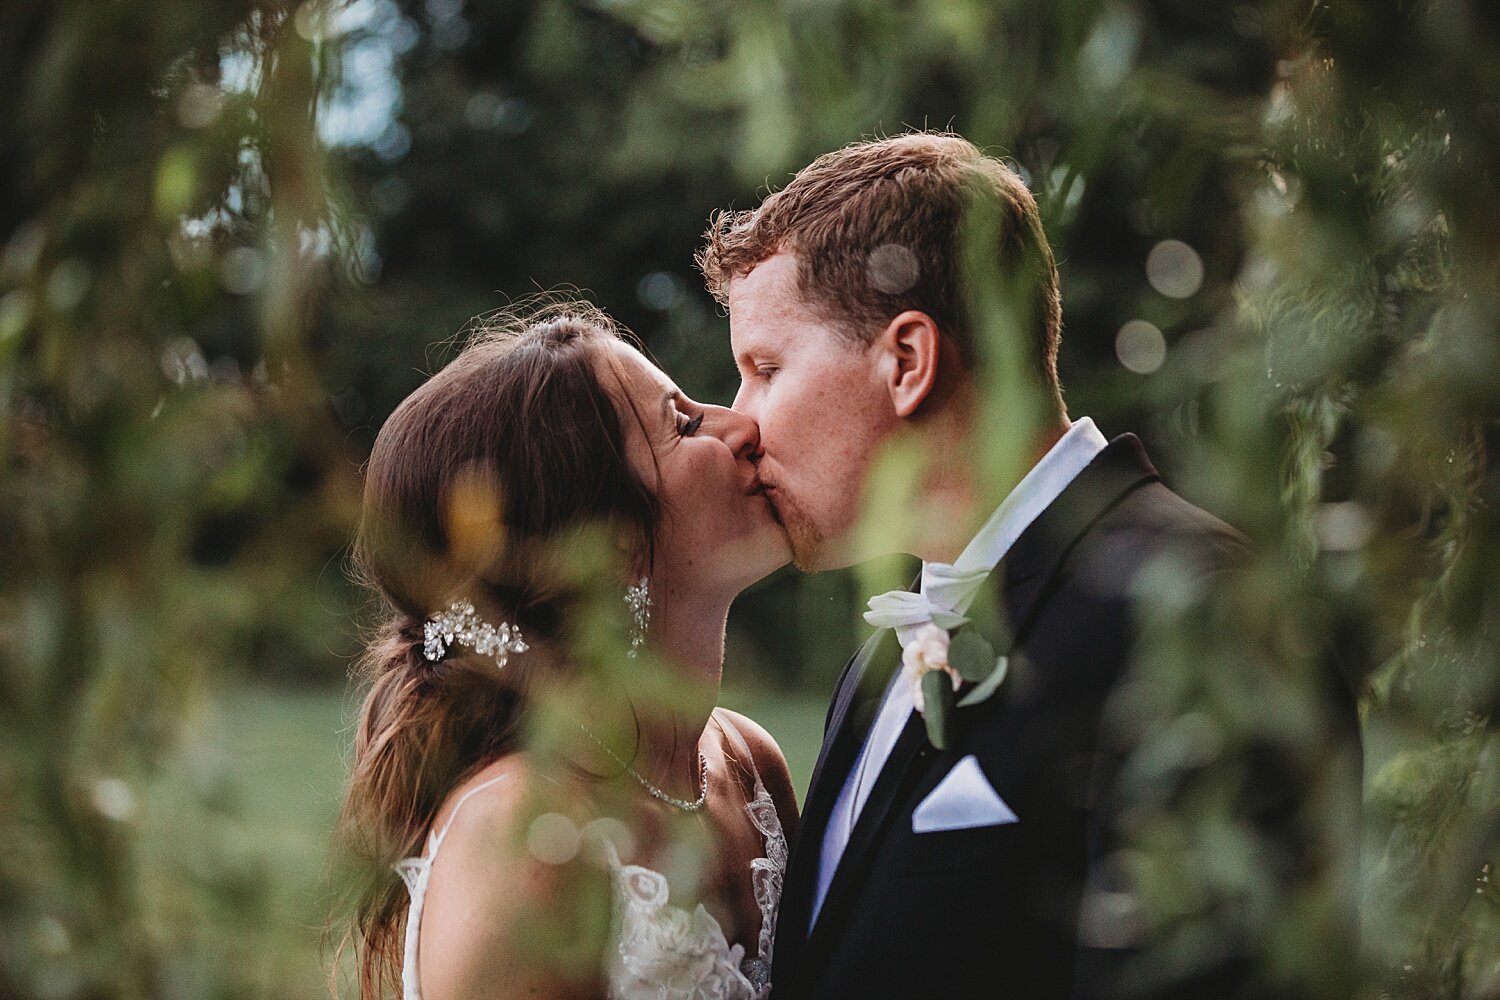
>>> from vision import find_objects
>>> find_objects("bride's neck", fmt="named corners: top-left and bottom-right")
top-left (650, 579), bottom-right (731, 688)
top-left (624, 579), bottom-right (732, 799)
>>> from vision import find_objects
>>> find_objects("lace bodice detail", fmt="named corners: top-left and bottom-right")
top-left (603, 751), bottom-right (787, 1000)
top-left (394, 715), bottom-right (787, 1000)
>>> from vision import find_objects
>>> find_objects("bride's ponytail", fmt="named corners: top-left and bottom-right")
top-left (337, 612), bottom-right (522, 999)
top-left (331, 303), bottom-right (660, 999)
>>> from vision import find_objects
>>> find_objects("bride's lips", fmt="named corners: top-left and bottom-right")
top-left (753, 484), bottom-right (785, 526)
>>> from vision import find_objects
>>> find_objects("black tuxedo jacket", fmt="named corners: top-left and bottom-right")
top-left (768, 435), bottom-right (1360, 1000)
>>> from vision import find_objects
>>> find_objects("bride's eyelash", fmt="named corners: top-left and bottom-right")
top-left (678, 413), bottom-right (704, 438)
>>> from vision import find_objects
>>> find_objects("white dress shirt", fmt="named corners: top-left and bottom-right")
top-left (809, 417), bottom-right (1108, 928)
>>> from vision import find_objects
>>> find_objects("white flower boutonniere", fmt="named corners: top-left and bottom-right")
top-left (902, 624), bottom-right (962, 714)
top-left (901, 623), bottom-right (1010, 750)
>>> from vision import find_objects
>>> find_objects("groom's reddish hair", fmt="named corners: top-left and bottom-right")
top-left (699, 131), bottom-right (1064, 413)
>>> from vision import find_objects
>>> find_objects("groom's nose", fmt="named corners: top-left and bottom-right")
top-left (730, 380), bottom-right (758, 421)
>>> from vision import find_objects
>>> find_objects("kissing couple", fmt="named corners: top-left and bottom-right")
top-left (337, 132), bottom-right (1359, 1000)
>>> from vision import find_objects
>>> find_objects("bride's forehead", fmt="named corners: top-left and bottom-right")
top-left (604, 339), bottom-right (677, 399)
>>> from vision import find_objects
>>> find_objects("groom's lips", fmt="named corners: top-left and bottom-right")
top-left (751, 481), bottom-right (786, 524)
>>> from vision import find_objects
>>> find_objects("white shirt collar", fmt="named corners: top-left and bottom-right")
top-left (919, 417), bottom-right (1108, 614)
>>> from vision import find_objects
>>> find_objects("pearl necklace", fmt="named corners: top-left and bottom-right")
top-left (577, 723), bottom-right (709, 813)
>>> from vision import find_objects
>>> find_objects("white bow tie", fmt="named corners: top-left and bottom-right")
top-left (863, 561), bottom-right (993, 631)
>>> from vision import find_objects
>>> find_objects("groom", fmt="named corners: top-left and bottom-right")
top-left (700, 133), bottom-right (1360, 999)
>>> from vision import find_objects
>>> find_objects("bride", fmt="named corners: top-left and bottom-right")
top-left (336, 303), bottom-right (797, 1000)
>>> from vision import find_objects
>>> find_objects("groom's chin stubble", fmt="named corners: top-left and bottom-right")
top-left (768, 495), bottom-right (829, 573)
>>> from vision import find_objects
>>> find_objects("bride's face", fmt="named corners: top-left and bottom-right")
top-left (601, 340), bottom-right (790, 594)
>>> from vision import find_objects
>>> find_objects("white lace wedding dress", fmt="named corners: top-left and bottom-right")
top-left (395, 712), bottom-right (787, 1000)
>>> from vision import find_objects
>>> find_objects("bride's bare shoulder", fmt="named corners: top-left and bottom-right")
top-left (418, 755), bottom-right (604, 999)
top-left (713, 709), bottom-right (799, 833)
top-left (426, 753), bottom-right (594, 879)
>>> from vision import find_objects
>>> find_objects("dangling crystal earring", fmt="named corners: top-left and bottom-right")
top-left (624, 576), bottom-right (651, 657)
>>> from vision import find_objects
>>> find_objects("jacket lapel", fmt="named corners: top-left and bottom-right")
top-left (775, 625), bottom-right (902, 967)
top-left (805, 628), bottom-right (892, 810)
top-left (1000, 433), bottom-right (1161, 634)
top-left (798, 709), bottom-right (931, 963)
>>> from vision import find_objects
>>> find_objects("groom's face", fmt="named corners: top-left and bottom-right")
top-left (728, 253), bottom-right (898, 571)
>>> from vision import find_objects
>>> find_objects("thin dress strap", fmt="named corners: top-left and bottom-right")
top-left (714, 710), bottom-right (765, 792)
top-left (396, 772), bottom-right (511, 1000)
top-left (428, 772), bottom-right (511, 853)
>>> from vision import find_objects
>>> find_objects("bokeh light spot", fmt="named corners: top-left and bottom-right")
top-left (35, 916), bottom-right (71, 957)
top-left (443, 466), bottom-right (505, 573)
top-left (431, 16), bottom-right (471, 51)
top-left (866, 243), bottom-right (919, 295)
top-left (45, 260), bottom-right (90, 310)
top-left (1115, 319), bottom-right (1166, 374)
top-left (527, 812), bottom-right (581, 865)
top-left (294, 1), bottom-right (330, 41)
top-left (1315, 502), bottom-right (1374, 552)
top-left (0, 290), bottom-right (30, 345)
top-left (91, 778), bottom-right (136, 822)
top-left (220, 247), bottom-right (266, 295)
top-left (494, 97), bottom-right (535, 136)
top-left (464, 91), bottom-right (504, 129)
top-left (637, 271), bottom-right (686, 312)
top-left (46, 260), bottom-right (90, 312)
top-left (583, 816), bottom-right (635, 861)
top-left (154, 147), bottom-right (198, 218)
top-left (372, 121), bottom-right (412, 162)
top-left (177, 83), bottom-right (224, 129)
top-left (1145, 239), bottom-right (1204, 299)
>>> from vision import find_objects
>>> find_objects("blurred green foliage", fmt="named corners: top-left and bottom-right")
top-left (1, 0), bottom-right (1497, 997)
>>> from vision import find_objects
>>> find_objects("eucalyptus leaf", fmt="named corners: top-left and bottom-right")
top-left (948, 629), bottom-right (996, 682)
top-left (930, 609), bottom-right (971, 630)
top-left (922, 670), bottom-right (954, 750)
top-left (957, 655), bottom-right (1009, 708)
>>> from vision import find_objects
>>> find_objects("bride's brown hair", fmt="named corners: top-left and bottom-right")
top-left (334, 302), bottom-right (659, 999)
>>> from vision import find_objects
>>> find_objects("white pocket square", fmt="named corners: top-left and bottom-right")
top-left (911, 754), bottom-right (1018, 833)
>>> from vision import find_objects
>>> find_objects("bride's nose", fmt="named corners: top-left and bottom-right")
top-left (703, 404), bottom-right (761, 462)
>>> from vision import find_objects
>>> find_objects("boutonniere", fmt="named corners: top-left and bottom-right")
top-left (901, 623), bottom-right (1009, 751)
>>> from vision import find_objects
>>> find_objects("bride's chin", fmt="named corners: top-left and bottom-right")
top-left (711, 529), bottom-right (792, 592)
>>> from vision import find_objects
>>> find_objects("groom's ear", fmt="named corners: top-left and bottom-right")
top-left (877, 310), bottom-right (941, 418)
